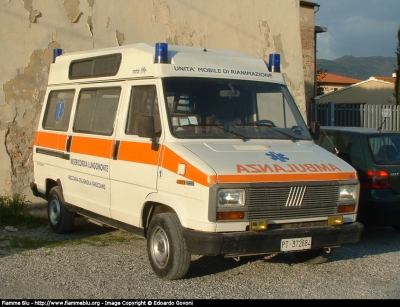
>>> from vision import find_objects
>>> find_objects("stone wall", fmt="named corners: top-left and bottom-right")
top-left (0, 0), bottom-right (306, 201)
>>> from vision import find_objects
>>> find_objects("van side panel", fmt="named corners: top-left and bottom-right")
top-left (109, 81), bottom-right (161, 226)
top-left (109, 141), bottom-right (159, 226)
top-left (65, 136), bottom-right (114, 218)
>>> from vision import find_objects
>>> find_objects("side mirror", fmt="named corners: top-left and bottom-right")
top-left (309, 121), bottom-right (320, 140)
top-left (138, 116), bottom-right (159, 150)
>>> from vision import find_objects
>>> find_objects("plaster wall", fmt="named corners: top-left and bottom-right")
top-left (0, 0), bottom-right (305, 201)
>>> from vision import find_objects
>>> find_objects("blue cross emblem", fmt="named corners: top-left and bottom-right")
top-left (55, 99), bottom-right (65, 122)
top-left (265, 152), bottom-right (289, 162)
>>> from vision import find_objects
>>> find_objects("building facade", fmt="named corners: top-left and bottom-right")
top-left (317, 73), bottom-right (362, 94)
top-left (315, 77), bottom-right (396, 105)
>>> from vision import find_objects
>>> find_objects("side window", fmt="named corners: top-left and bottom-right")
top-left (369, 136), bottom-right (400, 163)
top-left (73, 87), bottom-right (121, 135)
top-left (42, 90), bottom-right (75, 131)
top-left (125, 85), bottom-right (161, 136)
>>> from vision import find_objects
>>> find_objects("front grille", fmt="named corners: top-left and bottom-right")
top-left (246, 185), bottom-right (339, 220)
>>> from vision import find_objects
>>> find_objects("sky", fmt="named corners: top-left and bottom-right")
top-left (314, 0), bottom-right (400, 60)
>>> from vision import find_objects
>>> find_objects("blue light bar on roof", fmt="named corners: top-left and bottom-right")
top-left (268, 53), bottom-right (280, 72)
top-left (155, 42), bottom-right (168, 63)
top-left (53, 48), bottom-right (62, 63)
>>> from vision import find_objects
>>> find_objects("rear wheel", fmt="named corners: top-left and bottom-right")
top-left (293, 247), bottom-right (333, 264)
top-left (147, 213), bottom-right (190, 280)
top-left (47, 186), bottom-right (75, 233)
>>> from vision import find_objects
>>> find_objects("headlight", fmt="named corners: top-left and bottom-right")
top-left (218, 189), bottom-right (245, 206)
top-left (339, 185), bottom-right (358, 201)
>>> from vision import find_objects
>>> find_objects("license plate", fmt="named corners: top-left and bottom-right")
top-left (281, 237), bottom-right (312, 251)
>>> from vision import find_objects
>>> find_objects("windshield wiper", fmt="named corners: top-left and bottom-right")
top-left (206, 124), bottom-right (249, 142)
top-left (240, 122), bottom-right (297, 142)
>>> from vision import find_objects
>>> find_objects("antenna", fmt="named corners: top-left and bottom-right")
top-left (378, 108), bottom-right (391, 131)
top-left (319, 124), bottom-right (339, 155)
top-left (378, 117), bottom-right (387, 131)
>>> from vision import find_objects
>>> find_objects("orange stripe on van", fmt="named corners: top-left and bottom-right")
top-left (218, 172), bottom-right (357, 183)
top-left (118, 142), bottom-right (216, 186)
top-left (34, 131), bottom-right (67, 151)
top-left (161, 147), bottom-right (217, 187)
top-left (118, 141), bottom-right (160, 165)
top-left (70, 136), bottom-right (114, 158)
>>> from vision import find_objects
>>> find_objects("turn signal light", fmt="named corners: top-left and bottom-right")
top-left (217, 211), bottom-right (244, 220)
top-left (337, 204), bottom-right (356, 213)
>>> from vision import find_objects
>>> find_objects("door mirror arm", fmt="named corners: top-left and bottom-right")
top-left (138, 116), bottom-right (159, 151)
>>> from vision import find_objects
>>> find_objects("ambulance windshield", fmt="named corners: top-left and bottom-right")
top-left (163, 78), bottom-right (312, 141)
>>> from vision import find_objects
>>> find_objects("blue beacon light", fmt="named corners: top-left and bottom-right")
top-left (155, 42), bottom-right (168, 63)
top-left (268, 53), bottom-right (281, 72)
top-left (53, 48), bottom-right (63, 63)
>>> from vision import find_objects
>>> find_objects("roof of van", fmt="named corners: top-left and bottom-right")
top-left (48, 43), bottom-right (285, 85)
top-left (56, 43), bottom-right (259, 62)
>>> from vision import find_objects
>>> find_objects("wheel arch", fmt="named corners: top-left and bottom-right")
top-left (45, 179), bottom-right (75, 213)
top-left (142, 193), bottom-right (188, 238)
top-left (45, 178), bottom-right (58, 200)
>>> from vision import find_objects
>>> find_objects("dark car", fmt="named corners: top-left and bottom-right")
top-left (316, 126), bottom-right (400, 231)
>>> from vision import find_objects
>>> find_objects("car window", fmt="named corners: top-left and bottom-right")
top-left (318, 132), bottom-right (336, 154)
top-left (336, 133), bottom-right (352, 161)
top-left (320, 135), bottom-right (335, 153)
top-left (368, 135), bottom-right (400, 164)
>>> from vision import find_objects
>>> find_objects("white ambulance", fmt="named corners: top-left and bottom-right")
top-left (31, 42), bottom-right (363, 280)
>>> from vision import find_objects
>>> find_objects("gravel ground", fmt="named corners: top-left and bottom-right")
top-left (1, 204), bottom-right (400, 299)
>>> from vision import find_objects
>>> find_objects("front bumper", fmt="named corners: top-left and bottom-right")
top-left (183, 222), bottom-right (364, 256)
top-left (30, 182), bottom-right (46, 199)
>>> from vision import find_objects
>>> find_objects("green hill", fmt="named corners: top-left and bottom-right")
top-left (317, 56), bottom-right (397, 80)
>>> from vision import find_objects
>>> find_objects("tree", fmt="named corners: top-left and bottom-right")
top-left (316, 61), bottom-right (327, 96)
top-left (396, 26), bottom-right (400, 105)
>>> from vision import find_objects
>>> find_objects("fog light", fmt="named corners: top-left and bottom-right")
top-left (328, 215), bottom-right (343, 226)
top-left (249, 220), bottom-right (268, 231)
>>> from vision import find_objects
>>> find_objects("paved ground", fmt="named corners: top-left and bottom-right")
top-left (0, 203), bottom-right (399, 299)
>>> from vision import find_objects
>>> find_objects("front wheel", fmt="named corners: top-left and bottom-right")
top-left (47, 186), bottom-right (75, 233)
top-left (147, 213), bottom-right (190, 280)
top-left (293, 247), bottom-right (333, 264)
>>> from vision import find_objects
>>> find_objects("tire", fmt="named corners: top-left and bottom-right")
top-left (293, 247), bottom-right (333, 264)
top-left (147, 213), bottom-right (191, 280)
top-left (47, 186), bottom-right (75, 234)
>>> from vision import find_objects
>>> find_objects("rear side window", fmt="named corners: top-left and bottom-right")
top-left (69, 54), bottom-right (121, 79)
top-left (73, 87), bottom-right (121, 135)
top-left (369, 135), bottom-right (400, 164)
top-left (42, 90), bottom-right (75, 131)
